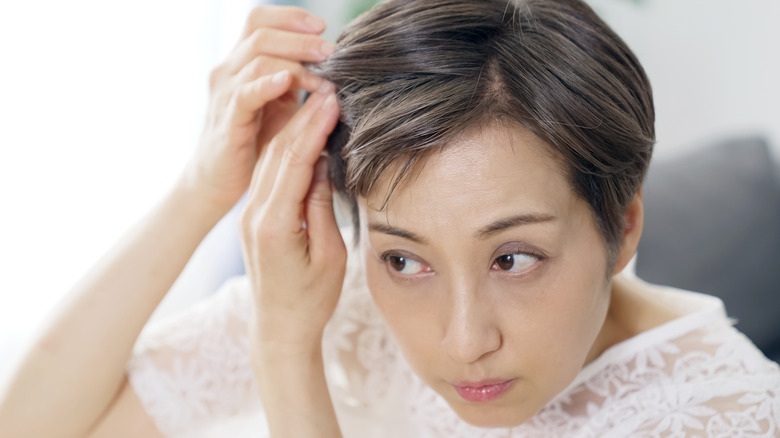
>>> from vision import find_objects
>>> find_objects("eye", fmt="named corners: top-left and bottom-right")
top-left (382, 253), bottom-right (430, 276)
top-left (492, 253), bottom-right (538, 273)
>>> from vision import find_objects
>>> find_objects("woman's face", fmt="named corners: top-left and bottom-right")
top-left (358, 123), bottom-right (618, 427)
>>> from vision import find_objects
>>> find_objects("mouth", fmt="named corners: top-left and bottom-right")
top-left (452, 378), bottom-right (516, 402)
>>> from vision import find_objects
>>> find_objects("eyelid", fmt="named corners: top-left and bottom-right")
top-left (379, 249), bottom-right (424, 263)
top-left (379, 250), bottom-right (433, 278)
top-left (489, 242), bottom-right (548, 279)
top-left (493, 241), bottom-right (547, 260)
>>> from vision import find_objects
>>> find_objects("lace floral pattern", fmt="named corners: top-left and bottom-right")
top-left (128, 276), bottom-right (262, 436)
top-left (128, 245), bottom-right (780, 437)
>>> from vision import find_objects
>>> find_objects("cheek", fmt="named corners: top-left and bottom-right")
top-left (364, 255), bottom-right (442, 371)
top-left (527, 276), bottom-right (608, 360)
top-left (513, 245), bottom-right (611, 388)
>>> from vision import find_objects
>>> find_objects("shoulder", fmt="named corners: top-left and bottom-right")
top-left (604, 320), bottom-right (780, 437)
top-left (657, 323), bottom-right (780, 436)
top-left (535, 285), bottom-right (780, 438)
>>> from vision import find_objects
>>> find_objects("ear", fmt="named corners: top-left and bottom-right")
top-left (612, 188), bottom-right (644, 275)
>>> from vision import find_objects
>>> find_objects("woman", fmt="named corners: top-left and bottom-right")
top-left (1, 0), bottom-right (778, 437)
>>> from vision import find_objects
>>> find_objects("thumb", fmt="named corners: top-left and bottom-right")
top-left (305, 156), bottom-right (344, 260)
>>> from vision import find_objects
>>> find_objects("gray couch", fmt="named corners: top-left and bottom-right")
top-left (637, 136), bottom-right (780, 363)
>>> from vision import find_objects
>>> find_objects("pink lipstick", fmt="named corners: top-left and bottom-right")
top-left (453, 379), bottom-right (516, 402)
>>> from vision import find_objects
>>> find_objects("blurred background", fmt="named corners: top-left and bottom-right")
top-left (1, 0), bottom-right (778, 378)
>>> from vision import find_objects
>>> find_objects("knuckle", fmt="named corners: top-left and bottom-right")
top-left (238, 210), bottom-right (257, 238)
top-left (267, 137), bottom-right (288, 159)
top-left (208, 66), bottom-right (224, 90)
top-left (250, 56), bottom-right (270, 77)
top-left (240, 210), bottom-right (275, 242)
top-left (251, 77), bottom-right (266, 94)
top-left (241, 57), bottom-right (259, 77)
top-left (299, 34), bottom-right (320, 55)
top-left (251, 28), bottom-right (271, 50)
top-left (256, 220), bottom-right (284, 249)
top-left (227, 89), bottom-right (243, 112)
top-left (246, 6), bottom-right (269, 27)
top-left (282, 142), bottom-right (306, 166)
top-left (307, 189), bottom-right (333, 207)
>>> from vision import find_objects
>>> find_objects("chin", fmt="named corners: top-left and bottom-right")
top-left (447, 400), bottom-right (535, 429)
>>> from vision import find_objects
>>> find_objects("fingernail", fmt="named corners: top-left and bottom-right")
top-left (305, 15), bottom-right (326, 32)
top-left (271, 70), bottom-right (290, 85)
top-left (315, 156), bottom-right (330, 182)
top-left (324, 93), bottom-right (337, 109)
top-left (320, 41), bottom-right (336, 58)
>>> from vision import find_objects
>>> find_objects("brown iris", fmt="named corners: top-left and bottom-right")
top-left (495, 254), bottom-right (515, 271)
top-left (389, 256), bottom-right (407, 272)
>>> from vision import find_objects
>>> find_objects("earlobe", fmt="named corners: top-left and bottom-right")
top-left (612, 189), bottom-right (644, 275)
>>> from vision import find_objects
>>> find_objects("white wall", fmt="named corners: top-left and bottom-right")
top-left (310, 0), bottom-right (780, 158)
top-left (588, 0), bottom-right (780, 159)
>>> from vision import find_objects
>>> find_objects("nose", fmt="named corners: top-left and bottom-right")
top-left (441, 283), bottom-right (502, 364)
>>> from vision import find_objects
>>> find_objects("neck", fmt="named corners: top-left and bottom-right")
top-left (585, 274), bottom-right (681, 365)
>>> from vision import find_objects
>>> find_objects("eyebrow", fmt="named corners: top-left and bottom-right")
top-left (368, 213), bottom-right (557, 244)
top-left (368, 223), bottom-right (429, 244)
top-left (476, 213), bottom-right (557, 239)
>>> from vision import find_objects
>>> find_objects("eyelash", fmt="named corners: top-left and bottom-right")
top-left (380, 252), bottom-right (432, 278)
top-left (490, 251), bottom-right (544, 277)
top-left (379, 246), bottom-right (546, 279)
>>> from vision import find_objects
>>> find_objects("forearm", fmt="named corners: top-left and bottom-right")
top-left (0, 174), bottom-right (231, 438)
top-left (253, 341), bottom-right (343, 438)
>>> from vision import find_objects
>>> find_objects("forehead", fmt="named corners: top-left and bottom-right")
top-left (361, 122), bottom-right (576, 227)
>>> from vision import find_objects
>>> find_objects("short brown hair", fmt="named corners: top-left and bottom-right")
top-left (311, 0), bottom-right (654, 262)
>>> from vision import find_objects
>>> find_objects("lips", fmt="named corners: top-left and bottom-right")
top-left (452, 379), bottom-right (516, 402)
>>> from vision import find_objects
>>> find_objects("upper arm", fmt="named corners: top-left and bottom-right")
top-left (110, 276), bottom-right (262, 437)
top-left (628, 377), bottom-right (780, 436)
top-left (87, 378), bottom-right (165, 438)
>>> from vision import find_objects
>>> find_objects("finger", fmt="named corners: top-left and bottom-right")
top-left (240, 6), bottom-right (326, 40)
top-left (229, 27), bottom-right (335, 71)
top-left (246, 87), bottom-right (334, 205)
top-left (233, 56), bottom-right (323, 92)
top-left (256, 91), bottom-right (300, 149)
top-left (231, 70), bottom-right (294, 126)
top-left (265, 91), bottom-right (340, 231)
top-left (305, 157), bottom-right (345, 262)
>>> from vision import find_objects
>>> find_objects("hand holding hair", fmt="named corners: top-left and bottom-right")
top-left (239, 85), bottom-right (346, 437)
top-left (181, 5), bottom-right (334, 213)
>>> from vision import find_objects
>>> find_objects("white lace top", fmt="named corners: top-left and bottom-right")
top-left (128, 244), bottom-right (780, 437)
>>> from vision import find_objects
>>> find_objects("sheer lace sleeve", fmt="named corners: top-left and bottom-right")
top-left (126, 276), bottom-right (266, 437)
top-left (621, 324), bottom-right (780, 438)
top-left (513, 316), bottom-right (780, 438)
top-left (125, 229), bottom-right (384, 438)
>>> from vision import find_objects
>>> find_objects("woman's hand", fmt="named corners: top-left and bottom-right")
top-left (240, 86), bottom-right (346, 438)
top-left (182, 5), bottom-right (334, 212)
top-left (240, 85), bottom-right (346, 351)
